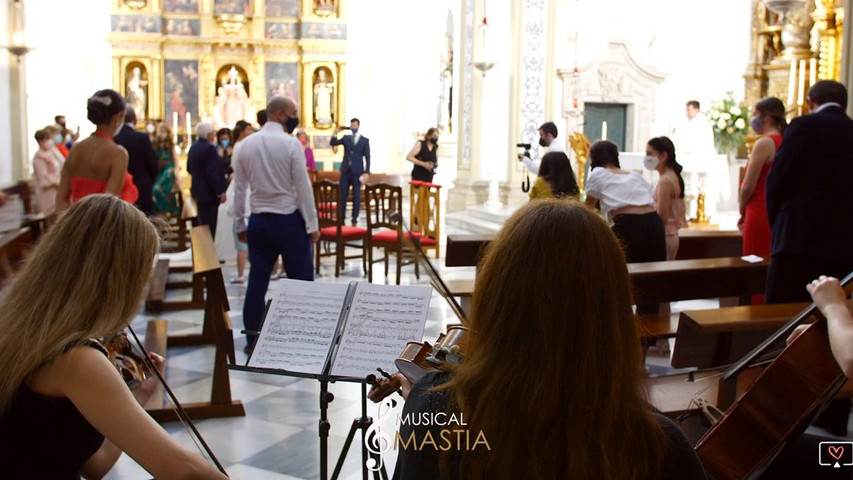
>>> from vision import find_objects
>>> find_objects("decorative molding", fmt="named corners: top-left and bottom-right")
top-left (462, 0), bottom-right (474, 168)
top-left (520, 0), bottom-right (546, 146)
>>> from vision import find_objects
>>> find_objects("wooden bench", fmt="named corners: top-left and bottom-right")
top-left (147, 225), bottom-right (245, 422)
top-left (0, 227), bottom-right (34, 289)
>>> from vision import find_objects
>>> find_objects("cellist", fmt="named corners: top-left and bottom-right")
top-left (0, 195), bottom-right (226, 479)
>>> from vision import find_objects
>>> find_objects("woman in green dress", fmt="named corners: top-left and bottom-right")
top-left (152, 123), bottom-right (180, 216)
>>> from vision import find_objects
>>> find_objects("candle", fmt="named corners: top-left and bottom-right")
top-left (797, 59), bottom-right (807, 107)
top-left (601, 121), bottom-right (608, 140)
top-left (172, 112), bottom-right (178, 134)
top-left (809, 57), bottom-right (817, 87)
top-left (186, 112), bottom-right (192, 136)
top-left (787, 60), bottom-right (796, 107)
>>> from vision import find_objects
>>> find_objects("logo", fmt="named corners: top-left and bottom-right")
top-left (819, 441), bottom-right (853, 468)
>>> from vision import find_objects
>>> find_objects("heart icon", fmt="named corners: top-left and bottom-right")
top-left (829, 446), bottom-right (844, 461)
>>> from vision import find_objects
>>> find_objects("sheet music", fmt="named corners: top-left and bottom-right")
top-left (248, 279), bottom-right (349, 374)
top-left (330, 283), bottom-right (432, 378)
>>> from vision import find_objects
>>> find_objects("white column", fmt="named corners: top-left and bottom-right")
top-left (0, 1), bottom-right (13, 185)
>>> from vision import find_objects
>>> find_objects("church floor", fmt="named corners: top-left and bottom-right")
top-left (105, 216), bottom-right (853, 479)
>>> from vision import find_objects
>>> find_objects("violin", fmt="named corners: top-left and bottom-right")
top-left (367, 326), bottom-right (468, 403)
top-left (93, 332), bottom-right (149, 389)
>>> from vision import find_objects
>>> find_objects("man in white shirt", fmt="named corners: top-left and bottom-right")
top-left (518, 121), bottom-right (565, 175)
top-left (234, 95), bottom-right (319, 351)
top-left (674, 100), bottom-right (716, 155)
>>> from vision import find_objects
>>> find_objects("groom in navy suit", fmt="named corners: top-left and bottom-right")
top-left (331, 118), bottom-right (370, 226)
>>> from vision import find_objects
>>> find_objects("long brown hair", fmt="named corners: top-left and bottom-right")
top-left (443, 199), bottom-right (665, 480)
top-left (0, 195), bottom-right (160, 413)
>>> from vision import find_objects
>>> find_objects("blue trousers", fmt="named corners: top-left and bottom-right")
top-left (243, 211), bottom-right (313, 345)
top-left (339, 170), bottom-right (362, 222)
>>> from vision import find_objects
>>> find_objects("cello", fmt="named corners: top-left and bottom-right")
top-left (694, 272), bottom-right (853, 479)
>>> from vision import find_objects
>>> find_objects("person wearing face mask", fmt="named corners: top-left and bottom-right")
top-left (647, 136), bottom-right (687, 260)
top-left (585, 140), bottom-right (666, 315)
top-left (296, 130), bottom-right (316, 171)
top-left (739, 97), bottom-right (786, 293)
top-left (216, 127), bottom-right (234, 175)
top-left (152, 123), bottom-right (181, 217)
top-left (517, 121), bottom-right (565, 175)
top-left (187, 121), bottom-right (228, 239)
top-left (55, 89), bottom-right (139, 212)
top-left (45, 125), bottom-right (70, 158)
top-left (332, 118), bottom-right (371, 226)
top-left (405, 127), bottom-right (439, 183)
top-left (233, 95), bottom-right (319, 353)
top-left (31, 129), bottom-right (65, 215)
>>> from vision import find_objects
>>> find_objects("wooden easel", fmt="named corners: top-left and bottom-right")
top-left (147, 225), bottom-right (245, 421)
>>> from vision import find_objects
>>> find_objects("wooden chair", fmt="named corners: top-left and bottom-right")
top-left (364, 183), bottom-right (420, 285)
top-left (313, 180), bottom-right (367, 277)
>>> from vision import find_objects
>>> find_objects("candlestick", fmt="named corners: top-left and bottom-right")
top-left (809, 57), bottom-right (817, 88)
top-left (787, 60), bottom-right (796, 107)
top-left (601, 121), bottom-right (608, 141)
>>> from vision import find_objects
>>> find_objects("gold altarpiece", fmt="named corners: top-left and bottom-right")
top-left (745, 0), bottom-right (845, 119)
top-left (108, 0), bottom-right (348, 169)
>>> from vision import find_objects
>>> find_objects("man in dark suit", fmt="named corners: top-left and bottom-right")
top-left (114, 106), bottom-right (158, 214)
top-left (331, 117), bottom-right (370, 226)
top-left (187, 121), bottom-right (227, 238)
top-left (765, 80), bottom-right (853, 304)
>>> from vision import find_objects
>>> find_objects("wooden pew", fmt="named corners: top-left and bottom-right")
top-left (147, 225), bottom-right (245, 422)
top-left (0, 227), bottom-right (34, 289)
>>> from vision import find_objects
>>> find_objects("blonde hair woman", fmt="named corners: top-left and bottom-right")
top-left (0, 195), bottom-right (227, 479)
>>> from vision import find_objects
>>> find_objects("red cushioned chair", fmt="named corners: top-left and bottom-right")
top-left (313, 180), bottom-right (367, 277)
top-left (364, 183), bottom-right (420, 285)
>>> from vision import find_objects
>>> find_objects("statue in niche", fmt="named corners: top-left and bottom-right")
top-left (314, 0), bottom-right (336, 17)
top-left (213, 66), bottom-right (256, 128)
top-left (313, 68), bottom-right (335, 128)
top-left (126, 66), bottom-right (148, 122)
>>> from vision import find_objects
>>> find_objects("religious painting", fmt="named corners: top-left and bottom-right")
top-left (124, 62), bottom-right (148, 123)
top-left (213, 0), bottom-right (250, 16)
top-left (312, 66), bottom-right (335, 128)
top-left (265, 0), bottom-right (297, 18)
top-left (111, 15), bottom-right (161, 34)
top-left (313, 135), bottom-right (332, 150)
top-left (165, 18), bottom-right (200, 36)
top-left (163, 0), bottom-right (198, 13)
top-left (164, 60), bottom-right (199, 132)
top-left (301, 22), bottom-right (346, 40)
top-left (313, 0), bottom-right (336, 17)
top-left (264, 22), bottom-right (298, 40)
top-left (265, 62), bottom-right (299, 102)
top-left (213, 65), bottom-right (255, 128)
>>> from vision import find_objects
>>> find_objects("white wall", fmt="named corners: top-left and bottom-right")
top-left (345, 0), bottom-right (454, 174)
top-left (24, 0), bottom-right (112, 158)
top-left (552, 0), bottom-right (752, 138)
top-left (0, 0), bottom-right (14, 184)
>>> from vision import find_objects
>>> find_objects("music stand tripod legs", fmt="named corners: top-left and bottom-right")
top-left (320, 380), bottom-right (388, 480)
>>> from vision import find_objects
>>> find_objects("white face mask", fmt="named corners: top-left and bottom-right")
top-left (146, 124), bottom-right (156, 134)
top-left (643, 155), bottom-right (660, 171)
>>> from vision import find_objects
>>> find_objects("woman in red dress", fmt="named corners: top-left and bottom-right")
top-left (739, 96), bottom-right (786, 303)
top-left (56, 89), bottom-right (138, 213)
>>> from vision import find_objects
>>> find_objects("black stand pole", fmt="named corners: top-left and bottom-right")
top-left (319, 379), bottom-right (333, 480)
top-left (326, 381), bottom-right (389, 480)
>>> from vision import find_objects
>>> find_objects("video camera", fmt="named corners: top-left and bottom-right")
top-left (516, 143), bottom-right (532, 159)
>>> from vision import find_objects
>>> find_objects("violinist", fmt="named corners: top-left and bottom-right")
top-left (370, 199), bottom-right (706, 480)
top-left (0, 195), bottom-right (227, 479)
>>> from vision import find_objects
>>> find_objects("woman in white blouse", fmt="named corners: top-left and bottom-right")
top-left (584, 140), bottom-right (666, 314)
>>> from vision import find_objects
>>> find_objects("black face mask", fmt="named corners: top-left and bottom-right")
top-left (428, 137), bottom-right (438, 145)
top-left (284, 115), bottom-right (299, 133)
top-left (538, 137), bottom-right (548, 148)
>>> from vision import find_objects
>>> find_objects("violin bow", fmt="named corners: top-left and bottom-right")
top-left (723, 270), bottom-right (853, 382)
top-left (126, 325), bottom-right (229, 476)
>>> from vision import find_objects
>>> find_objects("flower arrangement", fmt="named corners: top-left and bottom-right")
top-left (708, 92), bottom-right (749, 155)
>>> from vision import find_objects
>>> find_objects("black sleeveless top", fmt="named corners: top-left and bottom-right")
top-left (0, 346), bottom-right (106, 479)
top-left (412, 140), bottom-right (437, 182)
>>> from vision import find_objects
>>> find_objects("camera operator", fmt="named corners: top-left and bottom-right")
top-left (517, 121), bottom-right (565, 174)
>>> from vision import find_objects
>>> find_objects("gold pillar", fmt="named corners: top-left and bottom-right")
top-left (814, 0), bottom-right (844, 81)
